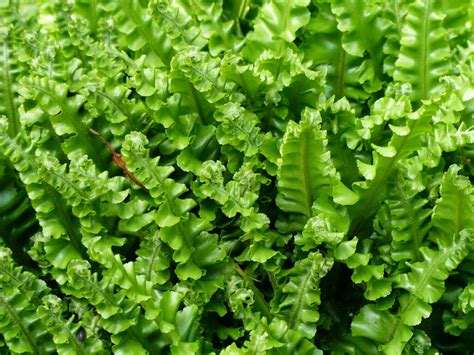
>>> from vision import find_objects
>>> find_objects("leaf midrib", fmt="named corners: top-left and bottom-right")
top-left (419, 0), bottom-right (431, 100)
top-left (2, 38), bottom-right (19, 137)
top-left (300, 129), bottom-right (313, 218)
top-left (289, 260), bottom-right (315, 328)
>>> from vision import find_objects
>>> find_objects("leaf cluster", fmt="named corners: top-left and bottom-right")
top-left (0, 0), bottom-right (473, 353)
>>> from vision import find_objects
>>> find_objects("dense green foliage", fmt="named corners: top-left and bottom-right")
top-left (0, 0), bottom-right (473, 353)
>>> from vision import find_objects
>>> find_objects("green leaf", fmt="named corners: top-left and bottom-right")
top-left (276, 108), bottom-right (355, 227)
top-left (394, 0), bottom-right (452, 101)
top-left (352, 304), bottom-right (412, 352)
top-left (38, 295), bottom-right (104, 354)
top-left (114, 0), bottom-right (173, 67)
top-left (0, 22), bottom-right (21, 137)
top-left (19, 76), bottom-right (106, 167)
top-left (348, 101), bottom-right (436, 238)
top-left (302, 4), bottom-right (381, 100)
top-left (384, 177), bottom-right (432, 262)
top-left (382, 0), bottom-right (410, 76)
top-left (160, 213), bottom-right (226, 280)
top-left (1, 0), bottom-right (473, 353)
top-left (134, 229), bottom-right (170, 286)
top-left (37, 154), bottom-right (126, 267)
top-left (214, 102), bottom-right (262, 157)
top-left (65, 260), bottom-right (156, 352)
top-left (332, 0), bottom-right (387, 67)
top-left (177, 124), bottom-right (218, 175)
top-left (297, 197), bottom-right (349, 250)
top-left (334, 237), bottom-right (358, 260)
top-left (273, 252), bottom-right (333, 338)
top-left (429, 165), bottom-right (474, 248)
top-left (121, 131), bottom-right (197, 227)
top-left (0, 247), bottom-right (55, 354)
top-left (171, 47), bottom-right (226, 105)
top-left (245, 0), bottom-right (311, 59)
top-left (222, 161), bottom-right (267, 218)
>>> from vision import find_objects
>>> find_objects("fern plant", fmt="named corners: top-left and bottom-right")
top-left (0, 0), bottom-right (473, 353)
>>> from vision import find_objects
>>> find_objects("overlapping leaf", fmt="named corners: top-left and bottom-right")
top-left (351, 166), bottom-right (474, 353)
